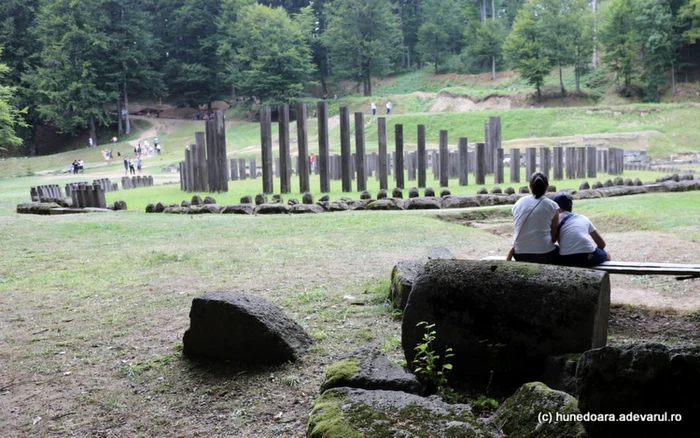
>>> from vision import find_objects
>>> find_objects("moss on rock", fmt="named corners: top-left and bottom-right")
top-left (491, 381), bottom-right (586, 438)
top-left (322, 358), bottom-right (360, 391)
top-left (307, 389), bottom-right (362, 438)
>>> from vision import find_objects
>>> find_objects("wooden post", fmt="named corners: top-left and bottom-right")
top-left (278, 104), bottom-right (291, 193)
top-left (494, 148), bottom-right (504, 184)
top-left (260, 106), bottom-right (273, 194)
top-left (475, 142), bottom-right (485, 185)
top-left (230, 159), bottom-right (238, 181)
top-left (417, 125), bottom-right (426, 188)
top-left (539, 147), bottom-right (550, 178)
top-left (565, 147), bottom-right (576, 179)
top-left (340, 106), bottom-right (352, 192)
top-left (526, 147), bottom-right (537, 179)
top-left (297, 103), bottom-right (310, 193)
top-left (587, 146), bottom-right (597, 178)
top-left (553, 147), bottom-right (564, 180)
top-left (509, 148), bottom-right (520, 183)
top-left (354, 112), bottom-right (366, 192)
top-left (458, 137), bottom-right (469, 186)
top-left (318, 101), bottom-right (330, 193)
top-left (439, 130), bottom-right (449, 187)
top-left (239, 158), bottom-right (247, 180)
top-left (378, 117), bottom-right (388, 190)
top-left (395, 123), bottom-right (404, 189)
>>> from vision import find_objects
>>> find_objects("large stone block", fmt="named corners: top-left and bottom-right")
top-left (402, 260), bottom-right (610, 382)
top-left (577, 343), bottom-right (700, 438)
top-left (307, 387), bottom-right (500, 438)
top-left (320, 345), bottom-right (421, 395)
top-left (183, 291), bottom-right (312, 364)
top-left (389, 247), bottom-right (456, 310)
top-left (491, 382), bottom-right (586, 438)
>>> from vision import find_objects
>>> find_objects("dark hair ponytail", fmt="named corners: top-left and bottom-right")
top-left (530, 172), bottom-right (548, 198)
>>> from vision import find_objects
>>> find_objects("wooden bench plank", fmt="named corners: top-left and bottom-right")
top-left (479, 256), bottom-right (700, 278)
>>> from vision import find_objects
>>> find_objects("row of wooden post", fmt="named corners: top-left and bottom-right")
top-left (180, 110), bottom-right (228, 193)
top-left (178, 104), bottom-right (627, 195)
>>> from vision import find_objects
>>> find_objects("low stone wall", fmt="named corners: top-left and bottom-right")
top-left (145, 175), bottom-right (700, 215)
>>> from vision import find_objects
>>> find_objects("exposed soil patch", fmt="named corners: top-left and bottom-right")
top-left (608, 304), bottom-right (699, 347)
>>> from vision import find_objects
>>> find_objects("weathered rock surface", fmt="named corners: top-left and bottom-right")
top-left (441, 195), bottom-right (481, 209)
top-left (403, 197), bottom-right (442, 210)
top-left (389, 247), bottom-right (456, 310)
top-left (320, 345), bottom-right (421, 395)
top-left (307, 387), bottom-right (501, 438)
top-left (366, 198), bottom-right (404, 210)
top-left (255, 203), bottom-right (290, 214)
top-left (183, 291), bottom-right (312, 364)
top-left (402, 260), bottom-right (610, 382)
top-left (220, 204), bottom-right (255, 215)
top-left (539, 354), bottom-right (580, 396)
top-left (577, 342), bottom-right (700, 438)
top-left (290, 204), bottom-right (325, 214)
top-left (491, 382), bottom-right (586, 438)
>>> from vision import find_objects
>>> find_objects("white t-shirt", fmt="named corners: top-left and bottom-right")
top-left (557, 212), bottom-right (597, 255)
top-left (512, 195), bottom-right (559, 254)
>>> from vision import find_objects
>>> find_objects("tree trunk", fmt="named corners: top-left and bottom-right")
top-left (491, 0), bottom-right (495, 20)
top-left (575, 67), bottom-right (581, 94)
top-left (480, 0), bottom-right (486, 22)
top-left (406, 45), bottom-right (411, 70)
top-left (89, 118), bottom-right (96, 147)
top-left (559, 63), bottom-right (566, 96)
top-left (117, 97), bottom-right (123, 135)
top-left (231, 84), bottom-right (236, 101)
top-left (671, 61), bottom-right (676, 95)
top-left (366, 67), bottom-right (372, 96)
top-left (435, 56), bottom-right (438, 75)
top-left (592, 0), bottom-right (598, 69)
top-left (123, 80), bottom-right (131, 135)
top-left (492, 56), bottom-right (496, 80)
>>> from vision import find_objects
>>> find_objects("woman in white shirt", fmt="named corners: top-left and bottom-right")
top-left (508, 172), bottom-right (560, 264)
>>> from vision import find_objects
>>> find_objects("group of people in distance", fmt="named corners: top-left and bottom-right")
top-left (508, 172), bottom-right (611, 267)
top-left (69, 159), bottom-right (84, 174)
top-left (370, 101), bottom-right (393, 116)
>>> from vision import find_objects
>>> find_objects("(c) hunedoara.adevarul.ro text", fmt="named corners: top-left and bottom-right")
top-left (538, 412), bottom-right (683, 424)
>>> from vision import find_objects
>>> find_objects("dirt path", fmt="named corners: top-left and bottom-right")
top-left (448, 218), bottom-right (700, 312)
top-left (127, 116), bottom-right (183, 147)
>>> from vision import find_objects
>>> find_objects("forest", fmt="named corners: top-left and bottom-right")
top-left (0, 0), bottom-right (699, 155)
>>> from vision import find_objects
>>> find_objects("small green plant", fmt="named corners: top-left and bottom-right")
top-left (471, 395), bottom-right (499, 416)
top-left (412, 321), bottom-right (454, 393)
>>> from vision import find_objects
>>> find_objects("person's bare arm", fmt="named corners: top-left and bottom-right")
top-left (590, 230), bottom-right (606, 249)
top-left (550, 212), bottom-right (559, 243)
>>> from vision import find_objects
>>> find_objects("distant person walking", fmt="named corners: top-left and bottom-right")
top-left (123, 157), bottom-right (129, 175)
top-left (88, 137), bottom-right (94, 148)
top-left (128, 158), bottom-right (136, 175)
top-left (386, 101), bottom-right (392, 114)
top-left (136, 157), bottom-right (143, 175)
top-left (112, 136), bottom-right (118, 147)
top-left (371, 102), bottom-right (376, 116)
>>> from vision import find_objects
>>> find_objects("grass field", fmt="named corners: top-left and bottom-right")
top-left (1, 72), bottom-right (699, 435)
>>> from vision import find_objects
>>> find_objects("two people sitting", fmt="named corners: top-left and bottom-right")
top-left (507, 172), bottom-right (610, 267)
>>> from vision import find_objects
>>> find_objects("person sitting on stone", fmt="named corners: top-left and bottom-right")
top-left (553, 192), bottom-right (611, 267)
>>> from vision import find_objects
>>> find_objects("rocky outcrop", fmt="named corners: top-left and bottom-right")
top-left (389, 247), bottom-right (456, 310)
top-left (220, 204), bottom-right (255, 214)
top-left (402, 260), bottom-right (610, 383)
top-left (491, 382), bottom-right (586, 438)
top-left (577, 343), bottom-right (700, 438)
top-left (320, 345), bottom-right (421, 394)
top-left (307, 387), bottom-right (501, 438)
top-left (183, 291), bottom-right (312, 364)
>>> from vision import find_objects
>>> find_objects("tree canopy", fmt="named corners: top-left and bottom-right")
top-left (0, 0), bottom-right (697, 153)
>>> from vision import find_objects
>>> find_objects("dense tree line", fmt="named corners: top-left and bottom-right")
top-left (0, 0), bottom-right (698, 153)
